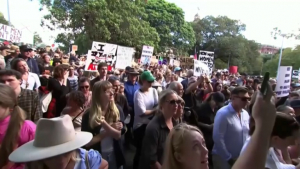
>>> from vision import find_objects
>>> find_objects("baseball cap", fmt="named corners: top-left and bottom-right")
top-left (140, 71), bottom-right (155, 82)
top-left (174, 67), bottom-right (182, 72)
top-left (19, 45), bottom-right (32, 51)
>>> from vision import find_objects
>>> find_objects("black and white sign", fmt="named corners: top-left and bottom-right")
top-left (199, 50), bottom-right (214, 73)
top-left (275, 66), bottom-right (292, 97)
top-left (91, 41), bottom-right (118, 62)
top-left (194, 60), bottom-right (210, 76)
top-left (292, 70), bottom-right (299, 79)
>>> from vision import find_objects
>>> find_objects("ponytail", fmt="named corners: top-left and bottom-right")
top-left (0, 105), bottom-right (26, 168)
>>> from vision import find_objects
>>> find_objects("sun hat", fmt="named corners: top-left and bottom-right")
top-left (140, 71), bottom-right (155, 82)
top-left (128, 67), bottom-right (140, 75)
top-left (9, 115), bottom-right (92, 163)
top-left (174, 67), bottom-right (182, 72)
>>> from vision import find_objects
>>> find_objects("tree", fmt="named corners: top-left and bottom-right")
top-left (263, 45), bottom-right (300, 77)
top-left (33, 32), bottom-right (43, 46)
top-left (0, 12), bottom-right (9, 25)
top-left (144, 0), bottom-right (195, 55)
top-left (40, 0), bottom-right (160, 54)
top-left (191, 15), bottom-right (262, 74)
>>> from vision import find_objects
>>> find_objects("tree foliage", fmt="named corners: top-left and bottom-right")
top-left (144, 0), bottom-right (195, 55)
top-left (191, 16), bottom-right (262, 74)
top-left (40, 0), bottom-right (160, 54)
top-left (263, 46), bottom-right (300, 77)
top-left (33, 32), bottom-right (43, 46)
top-left (0, 12), bottom-right (9, 25)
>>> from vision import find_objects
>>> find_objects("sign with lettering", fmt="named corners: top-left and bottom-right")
top-left (115, 46), bottom-right (134, 69)
top-left (292, 69), bottom-right (299, 79)
top-left (275, 66), bottom-right (292, 97)
top-left (194, 59), bottom-right (210, 77)
top-left (140, 45), bottom-right (154, 65)
top-left (0, 24), bottom-right (22, 43)
top-left (90, 41), bottom-right (118, 63)
top-left (199, 50), bottom-right (214, 73)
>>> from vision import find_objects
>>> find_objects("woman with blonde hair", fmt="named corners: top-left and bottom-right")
top-left (81, 81), bottom-right (125, 169)
top-left (162, 123), bottom-right (209, 169)
top-left (139, 89), bottom-right (179, 169)
top-left (0, 84), bottom-right (36, 169)
top-left (9, 115), bottom-right (108, 169)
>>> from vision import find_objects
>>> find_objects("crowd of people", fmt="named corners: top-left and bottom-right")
top-left (0, 43), bottom-right (300, 169)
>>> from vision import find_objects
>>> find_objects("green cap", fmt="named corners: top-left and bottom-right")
top-left (140, 71), bottom-right (155, 82)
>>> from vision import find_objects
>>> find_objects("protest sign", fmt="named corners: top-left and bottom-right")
top-left (115, 46), bottom-right (134, 69)
top-left (91, 41), bottom-right (118, 62)
top-left (173, 60), bottom-right (180, 67)
top-left (199, 50), bottom-right (214, 73)
top-left (140, 45), bottom-right (154, 65)
top-left (194, 59), bottom-right (210, 77)
top-left (84, 50), bottom-right (104, 72)
top-left (292, 69), bottom-right (299, 79)
top-left (275, 66), bottom-right (292, 97)
top-left (0, 24), bottom-right (33, 44)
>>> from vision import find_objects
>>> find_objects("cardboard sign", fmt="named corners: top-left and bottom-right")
top-left (275, 66), bottom-right (292, 97)
top-left (199, 50), bottom-right (214, 73)
top-left (194, 59), bottom-right (209, 76)
top-left (72, 45), bottom-right (78, 51)
top-left (115, 46), bottom-right (134, 69)
top-left (140, 45), bottom-right (154, 65)
top-left (0, 24), bottom-right (22, 43)
top-left (90, 41), bottom-right (118, 63)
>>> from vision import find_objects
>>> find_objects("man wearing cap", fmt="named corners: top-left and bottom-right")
top-left (174, 66), bottom-right (183, 82)
top-left (12, 45), bottom-right (40, 75)
top-left (0, 45), bottom-right (10, 69)
top-left (120, 66), bottom-right (131, 83)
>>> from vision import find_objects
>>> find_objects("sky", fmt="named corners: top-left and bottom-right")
top-left (0, 0), bottom-right (299, 48)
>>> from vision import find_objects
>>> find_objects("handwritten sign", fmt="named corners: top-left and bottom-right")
top-left (91, 41), bottom-right (118, 63)
top-left (0, 24), bottom-right (22, 43)
top-left (199, 50), bottom-right (214, 73)
top-left (194, 59), bottom-right (210, 77)
top-left (275, 66), bottom-right (292, 97)
top-left (115, 46), bottom-right (134, 69)
top-left (140, 45), bottom-right (154, 65)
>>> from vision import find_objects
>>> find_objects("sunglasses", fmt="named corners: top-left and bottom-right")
top-left (236, 96), bottom-right (251, 102)
top-left (80, 86), bottom-right (89, 89)
top-left (166, 100), bottom-right (182, 105)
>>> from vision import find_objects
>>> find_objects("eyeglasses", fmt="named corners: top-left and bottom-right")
top-left (166, 100), bottom-right (181, 105)
top-left (80, 86), bottom-right (89, 89)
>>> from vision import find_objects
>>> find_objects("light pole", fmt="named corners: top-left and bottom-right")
top-left (271, 27), bottom-right (297, 79)
top-left (7, 0), bottom-right (11, 25)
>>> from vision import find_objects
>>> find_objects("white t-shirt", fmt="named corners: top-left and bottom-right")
top-left (241, 137), bottom-right (296, 169)
top-left (133, 88), bottom-right (158, 129)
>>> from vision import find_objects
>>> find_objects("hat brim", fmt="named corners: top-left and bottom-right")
top-left (128, 72), bottom-right (140, 75)
top-left (9, 132), bottom-right (92, 163)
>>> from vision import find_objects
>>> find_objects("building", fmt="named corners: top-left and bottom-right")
top-left (258, 44), bottom-right (279, 55)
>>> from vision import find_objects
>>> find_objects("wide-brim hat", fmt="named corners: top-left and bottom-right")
top-left (128, 67), bottom-right (140, 75)
top-left (9, 115), bottom-right (92, 163)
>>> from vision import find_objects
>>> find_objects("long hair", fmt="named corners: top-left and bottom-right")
top-left (0, 84), bottom-right (26, 168)
top-left (89, 81), bottom-right (120, 128)
top-left (162, 123), bottom-right (203, 169)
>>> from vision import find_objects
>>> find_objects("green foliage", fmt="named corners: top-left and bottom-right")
top-left (0, 12), bottom-right (9, 25)
top-left (263, 46), bottom-right (300, 77)
top-left (144, 0), bottom-right (195, 55)
top-left (33, 32), bottom-right (43, 46)
top-left (40, 0), bottom-right (159, 54)
top-left (191, 16), bottom-right (262, 74)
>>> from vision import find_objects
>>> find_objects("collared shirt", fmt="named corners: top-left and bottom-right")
top-left (21, 72), bottom-right (41, 90)
top-left (124, 81), bottom-right (140, 107)
top-left (18, 88), bottom-right (43, 122)
top-left (212, 103), bottom-right (250, 160)
top-left (139, 114), bottom-right (177, 169)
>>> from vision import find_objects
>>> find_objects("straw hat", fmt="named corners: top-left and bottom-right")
top-left (9, 115), bottom-right (92, 163)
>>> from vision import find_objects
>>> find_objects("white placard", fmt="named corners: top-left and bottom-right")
top-left (194, 59), bottom-right (210, 77)
top-left (275, 66), bottom-right (292, 97)
top-left (90, 41), bottom-right (117, 63)
top-left (199, 50), bottom-right (214, 73)
top-left (84, 50), bottom-right (104, 72)
top-left (140, 45), bottom-right (154, 65)
top-left (115, 46), bottom-right (134, 69)
top-left (0, 23), bottom-right (33, 44)
top-left (292, 69), bottom-right (299, 79)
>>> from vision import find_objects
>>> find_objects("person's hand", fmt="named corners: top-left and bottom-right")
top-left (99, 116), bottom-right (106, 124)
top-left (252, 83), bottom-right (276, 130)
top-left (111, 122), bottom-right (123, 130)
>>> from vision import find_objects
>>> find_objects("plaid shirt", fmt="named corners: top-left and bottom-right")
top-left (18, 88), bottom-right (42, 122)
